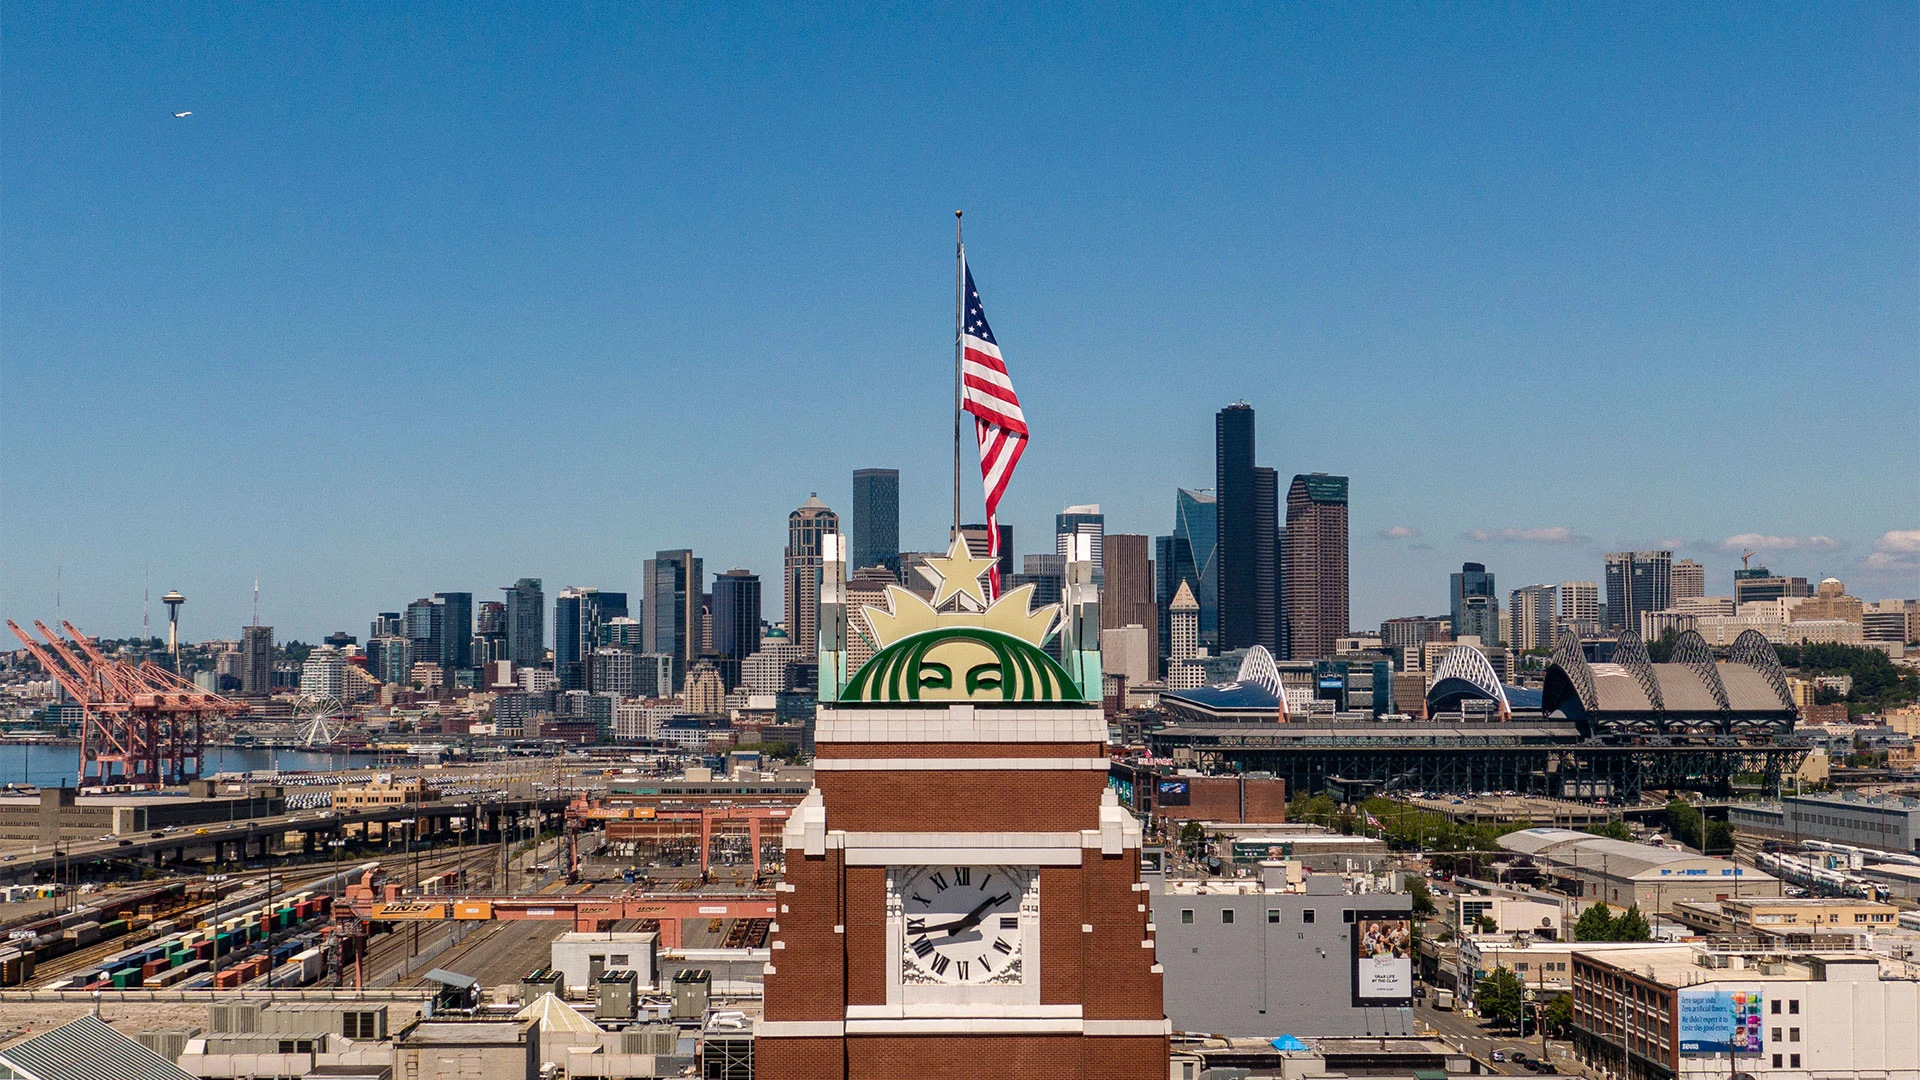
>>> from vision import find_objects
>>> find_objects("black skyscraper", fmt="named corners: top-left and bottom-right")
top-left (1215, 403), bottom-right (1258, 650)
top-left (710, 568), bottom-right (762, 690)
top-left (851, 469), bottom-right (901, 575)
top-left (434, 592), bottom-right (473, 672)
top-left (1252, 467), bottom-right (1280, 656)
top-left (502, 578), bottom-right (545, 668)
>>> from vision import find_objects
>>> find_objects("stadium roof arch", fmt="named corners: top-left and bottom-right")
top-left (1426, 644), bottom-right (1514, 720)
top-left (1542, 629), bottom-right (1795, 740)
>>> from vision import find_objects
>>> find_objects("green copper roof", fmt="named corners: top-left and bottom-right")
top-left (1294, 473), bottom-right (1348, 505)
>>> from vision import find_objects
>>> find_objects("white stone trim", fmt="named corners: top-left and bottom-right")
top-left (816, 705), bottom-right (1106, 744)
top-left (848, 1003), bottom-right (1081, 1020)
top-left (842, 831), bottom-right (1088, 866)
top-left (844, 1017), bottom-right (1086, 1035)
top-left (756, 1020), bottom-right (845, 1037)
top-left (1083, 1018), bottom-right (1174, 1036)
top-left (814, 756), bottom-right (1109, 771)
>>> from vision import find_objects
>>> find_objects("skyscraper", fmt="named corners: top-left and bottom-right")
top-left (1604, 551), bottom-right (1673, 634)
top-left (554, 587), bottom-right (603, 692)
top-left (786, 496), bottom-right (838, 654)
top-left (1559, 581), bottom-right (1600, 636)
top-left (1450, 563), bottom-right (1499, 645)
top-left (1168, 581), bottom-right (1200, 663)
top-left (645, 550), bottom-right (704, 691)
top-left (503, 578), bottom-right (545, 668)
top-left (1282, 473), bottom-right (1349, 660)
top-left (370, 611), bottom-right (403, 640)
top-left (1155, 534), bottom-right (1192, 665)
top-left (434, 592), bottom-right (473, 672)
top-left (710, 568), bottom-right (762, 690)
top-left (240, 624), bottom-right (274, 695)
top-left (851, 468), bottom-right (900, 575)
top-left (1510, 584), bottom-right (1558, 653)
top-left (405, 597), bottom-right (443, 679)
top-left (474, 600), bottom-right (508, 664)
top-left (1054, 505), bottom-right (1104, 586)
top-left (1175, 488), bottom-right (1219, 648)
top-left (1672, 559), bottom-right (1706, 599)
top-left (1252, 466), bottom-right (1280, 655)
top-left (1215, 403), bottom-right (1258, 650)
top-left (1101, 533), bottom-right (1158, 681)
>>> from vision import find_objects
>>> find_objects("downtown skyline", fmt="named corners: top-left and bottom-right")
top-left (4, 4), bottom-right (1914, 640)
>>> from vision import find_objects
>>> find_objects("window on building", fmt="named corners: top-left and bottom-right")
top-left (1222, 909), bottom-right (1235, 924)
top-left (1772, 1055), bottom-right (1783, 1069)
top-left (1773, 1028), bottom-right (1782, 1043)
top-left (1303, 909), bottom-right (1316, 924)
top-left (1343, 909), bottom-right (1356, 923)
top-left (1181, 909), bottom-right (1193, 925)
top-left (1789, 999), bottom-right (1800, 1014)
top-left (1772, 1000), bottom-right (1782, 1015)
top-left (1790, 1055), bottom-right (1801, 1068)
top-left (1789, 1028), bottom-right (1799, 1042)
top-left (1267, 909), bottom-right (1280, 924)
top-left (610, 954), bottom-right (630, 966)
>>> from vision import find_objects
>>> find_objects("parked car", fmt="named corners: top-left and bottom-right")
top-left (1491, 1052), bottom-right (1507, 1063)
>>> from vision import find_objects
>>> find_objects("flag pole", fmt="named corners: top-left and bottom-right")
top-left (952, 209), bottom-right (964, 542)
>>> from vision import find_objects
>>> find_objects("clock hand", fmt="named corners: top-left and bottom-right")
top-left (942, 894), bottom-right (1006, 937)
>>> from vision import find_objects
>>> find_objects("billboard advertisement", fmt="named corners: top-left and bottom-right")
top-left (1156, 779), bottom-right (1191, 807)
top-left (1351, 912), bottom-right (1414, 1006)
top-left (1677, 988), bottom-right (1765, 1055)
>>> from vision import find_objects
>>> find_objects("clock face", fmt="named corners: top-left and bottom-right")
top-left (894, 864), bottom-right (1032, 985)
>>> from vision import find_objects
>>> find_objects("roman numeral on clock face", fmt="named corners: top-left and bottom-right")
top-left (906, 917), bottom-right (926, 933)
top-left (993, 937), bottom-right (1013, 954)
top-left (953, 867), bottom-right (970, 886)
top-left (930, 954), bottom-right (950, 976)
top-left (977, 954), bottom-right (992, 972)
top-left (912, 937), bottom-right (935, 958)
top-left (930, 872), bottom-right (948, 892)
top-left (999, 915), bottom-right (1018, 929)
top-left (955, 960), bottom-right (969, 980)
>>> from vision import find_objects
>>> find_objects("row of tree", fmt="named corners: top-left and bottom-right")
top-left (1573, 901), bottom-right (1651, 941)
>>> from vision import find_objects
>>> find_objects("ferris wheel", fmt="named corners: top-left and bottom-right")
top-left (291, 694), bottom-right (351, 748)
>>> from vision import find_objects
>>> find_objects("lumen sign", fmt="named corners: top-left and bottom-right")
top-left (1677, 988), bottom-right (1765, 1055)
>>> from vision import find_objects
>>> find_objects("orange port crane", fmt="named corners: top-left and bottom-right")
top-left (7, 619), bottom-right (249, 788)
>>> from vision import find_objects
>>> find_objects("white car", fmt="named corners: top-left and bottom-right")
top-left (97, 834), bottom-right (115, 842)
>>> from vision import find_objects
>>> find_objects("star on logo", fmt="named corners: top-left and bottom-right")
top-left (919, 533), bottom-right (997, 611)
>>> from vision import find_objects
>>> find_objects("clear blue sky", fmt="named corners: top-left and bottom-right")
top-left (4, 4), bottom-right (1916, 644)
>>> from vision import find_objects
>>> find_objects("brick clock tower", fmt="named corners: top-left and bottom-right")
top-left (757, 532), bottom-right (1168, 1078)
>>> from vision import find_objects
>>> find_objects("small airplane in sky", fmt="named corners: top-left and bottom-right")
top-left (172, 111), bottom-right (192, 118)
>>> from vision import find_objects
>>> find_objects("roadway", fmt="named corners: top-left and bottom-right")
top-left (1416, 993), bottom-right (1584, 1077)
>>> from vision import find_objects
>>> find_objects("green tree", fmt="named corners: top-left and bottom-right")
top-left (1612, 904), bottom-right (1651, 942)
top-left (1586, 819), bottom-right (1631, 841)
top-left (1178, 820), bottom-right (1208, 859)
top-left (1408, 877), bottom-right (1437, 916)
top-left (1476, 966), bottom-right (1526, 1027)
top-left (1476, 914), bottom-right (1499, 934)
top-left (1666, 799), bottom-right (1704, 850)
top-left (1543, 993), bottom-right (1573, 1037)
top-left (1574, 903), bottom-right (1617, 941)
top-left (1647, 626), bottom-right (1681, 663)
top-left (1704, 820), bottom-right (1735, 855)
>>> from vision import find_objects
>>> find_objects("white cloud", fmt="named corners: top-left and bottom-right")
top-left (1464, 526), bottom-right (1589, 545)
top-left (1860, 530), bottom-right (1920, 575)
top-left (1715, 533), bottom-right (1843, 554)
top-left (1379, 525), bottom-right (1420, 540)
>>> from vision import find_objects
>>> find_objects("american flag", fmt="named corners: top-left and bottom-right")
top-left (960, 258), bottom-right (1027, 599)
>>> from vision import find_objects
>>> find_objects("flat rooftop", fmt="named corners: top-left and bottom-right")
top-left (399, 1020), bottom-right (530, 1045)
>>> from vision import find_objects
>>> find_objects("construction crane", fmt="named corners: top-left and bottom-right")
top-left (1741, 550), bottom-right (1758, 570)
top-left (7, 619), bottom-right (249, 788)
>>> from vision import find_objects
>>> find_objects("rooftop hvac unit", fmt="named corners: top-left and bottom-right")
top-left (670, 969), bottom-right (711, 1021)
top-left (595, 968), bottom-right (640, 1021)
top-left (137, 1030), bottom-right (193, 1061)
top-left (620, 1023), bottom-right (678, 1055)
top-left (207, 1001), bottom-right (263, 1033)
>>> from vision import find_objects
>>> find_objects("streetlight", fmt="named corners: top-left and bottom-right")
top-left (397, 817), bottom-right (420, 957)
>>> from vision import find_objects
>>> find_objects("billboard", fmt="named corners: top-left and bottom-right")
top-left (1677, 988), bottom-right (1765, 1055)
top-left (1156, 779), bottom-right (1191, 807)
top-left (1351, 912), bottom-right (1414, 1006)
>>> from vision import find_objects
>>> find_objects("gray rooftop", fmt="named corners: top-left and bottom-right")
top-left (0, 1015), bottom-right (195, 1080)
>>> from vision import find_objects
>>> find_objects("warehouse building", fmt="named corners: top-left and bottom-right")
top-left (1500, 828), bottom-right (1778, 913)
